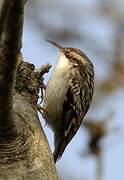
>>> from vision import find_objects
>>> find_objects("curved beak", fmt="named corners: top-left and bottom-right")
top-left (45, 39), bottom-right (62, 50)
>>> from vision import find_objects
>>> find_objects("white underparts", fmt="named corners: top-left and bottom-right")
top-left (56, 53), bottom-right (70, 69)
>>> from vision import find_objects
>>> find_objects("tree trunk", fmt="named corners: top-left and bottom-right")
top-left (0, 0), bottom-right (58, 179)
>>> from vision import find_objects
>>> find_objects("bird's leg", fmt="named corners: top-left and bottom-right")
top-left (37, 104), bottom-right (48, 116)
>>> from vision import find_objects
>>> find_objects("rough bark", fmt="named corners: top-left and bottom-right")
top-left (0, 0), bottom-right (58, 179)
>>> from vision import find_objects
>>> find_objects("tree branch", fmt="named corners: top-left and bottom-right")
top-left (0, 0), bottom-right (12, 40)
top-left (0, 0), bottom-right (24, 136)
top-left (0, 1), bottom-right (58, 179)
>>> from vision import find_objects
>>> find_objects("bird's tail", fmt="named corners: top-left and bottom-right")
top-left (53, 136), bottom-right (68, 163)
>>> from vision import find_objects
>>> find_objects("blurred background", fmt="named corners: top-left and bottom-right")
top-left (22, 0), bottom-right (124, 179)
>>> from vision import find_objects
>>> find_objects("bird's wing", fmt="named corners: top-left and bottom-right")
top-left (53, 67), bottom-right (93, 162)
top-left (62, 68), bottom-right (90, 140)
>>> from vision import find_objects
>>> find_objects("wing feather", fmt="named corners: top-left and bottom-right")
top-left (53, 66), bottom-right (94, 162)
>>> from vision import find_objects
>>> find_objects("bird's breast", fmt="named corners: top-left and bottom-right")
top-left (43, 56), bottom-right (71, 126)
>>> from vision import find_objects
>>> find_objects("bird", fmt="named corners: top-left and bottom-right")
top-left (43, 40), bottom-right (94, 163)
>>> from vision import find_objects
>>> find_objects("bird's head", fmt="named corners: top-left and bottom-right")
top-left (45, 39), bottom-right (92, 67)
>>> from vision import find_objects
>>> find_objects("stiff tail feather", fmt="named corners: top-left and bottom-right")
top-left (53, 137), bottom-right (68, 163)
